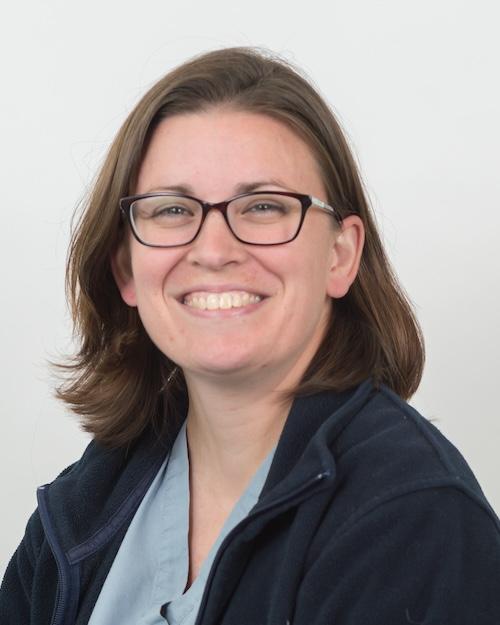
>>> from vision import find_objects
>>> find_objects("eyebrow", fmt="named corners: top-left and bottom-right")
top-left (146, 179), bottom-right (296, 195)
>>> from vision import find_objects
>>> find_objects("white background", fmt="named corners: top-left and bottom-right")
top-left (1, 0), bottom-right (499, 577)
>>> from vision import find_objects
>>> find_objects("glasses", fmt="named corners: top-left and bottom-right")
top-left (119, 191), bottom-right (345, 247)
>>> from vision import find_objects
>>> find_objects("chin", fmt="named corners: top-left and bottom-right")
top-left (180, 348), bottom-right (267, 380)
top-left (190, 356), bottom-right (255, 376)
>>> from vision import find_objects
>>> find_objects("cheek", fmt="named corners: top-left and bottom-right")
top-left (283, 237), bottom-right (334, 293)
top-left (130, 248), bottom-right (181, 297)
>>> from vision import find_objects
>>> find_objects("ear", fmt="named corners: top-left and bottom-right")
top-left (110, 239), bottom-right (137, 307)
top-left (326, 215), bottom-right (365, 299)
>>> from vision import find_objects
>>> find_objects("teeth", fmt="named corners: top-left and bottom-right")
top-left (232, 293), bottom-right (242, 307)
top-left (207, 294), bottom-right (219, 310)
top-left (220, 293), bottom-right (232, 309)
top-left (183, 291), bottom-right (263, 310)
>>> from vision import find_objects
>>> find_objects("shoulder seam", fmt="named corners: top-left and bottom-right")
top-left (333, 477), bottom-right (500, 541)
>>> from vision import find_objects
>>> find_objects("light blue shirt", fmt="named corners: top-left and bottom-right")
top-left (88, 420), bottom-right (276, 625)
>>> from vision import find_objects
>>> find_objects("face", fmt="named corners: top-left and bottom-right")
top-left (114, 108), bottom-right (356, 390)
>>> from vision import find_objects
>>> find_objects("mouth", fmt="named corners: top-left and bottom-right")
top-left (181, 290), bottom-right (267, 311)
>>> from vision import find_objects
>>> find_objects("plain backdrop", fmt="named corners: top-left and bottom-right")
top-left (1, 0), bottom-right (499, 577)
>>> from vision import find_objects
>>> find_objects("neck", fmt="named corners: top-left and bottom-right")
top-left (181, 330), bottom-right (327, 504)
top-left (184, 372), bottom-right (295, 504)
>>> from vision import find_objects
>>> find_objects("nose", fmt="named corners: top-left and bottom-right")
top-left (184, 208), bottom-right (247, 268)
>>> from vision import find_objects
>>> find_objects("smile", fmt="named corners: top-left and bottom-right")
top-left (183, 291), bottom-right (263, 311)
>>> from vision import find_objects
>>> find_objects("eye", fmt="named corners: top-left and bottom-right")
top-left (132, 196), bottom-right (200, 227)
top-left (244, 202), bottom-right (288, 215)
top-left (152, 204), bottom-right (195, 218)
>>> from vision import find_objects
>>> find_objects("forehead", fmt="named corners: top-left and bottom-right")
top-left (135, 109), bottom-right (326, 197)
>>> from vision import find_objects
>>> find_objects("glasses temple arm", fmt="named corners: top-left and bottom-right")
top-left (310, 196), bottom-right (344, 223)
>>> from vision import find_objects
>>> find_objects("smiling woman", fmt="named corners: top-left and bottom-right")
top-left (1, 47), bottom-right (499, 625)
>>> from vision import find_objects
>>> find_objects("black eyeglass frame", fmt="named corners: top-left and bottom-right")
top-left (119, 190), bottom-right (347, 248)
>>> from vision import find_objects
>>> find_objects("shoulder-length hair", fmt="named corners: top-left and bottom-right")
top-left (56, 46), bottom-right (425, 447)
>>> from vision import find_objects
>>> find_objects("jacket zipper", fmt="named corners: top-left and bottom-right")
top-left (194, 469), bottom-right (332, 625)
top-left (37, 485), bottom-right (72, 625)
top-left (35, 451), bottom-right (166, 625)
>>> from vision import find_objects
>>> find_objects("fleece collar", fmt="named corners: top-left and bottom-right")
top-left (39, 378), bottom-right (375, 557)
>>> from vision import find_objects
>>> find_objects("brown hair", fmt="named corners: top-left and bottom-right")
top-left (56, 46), bottom-right (425, 447)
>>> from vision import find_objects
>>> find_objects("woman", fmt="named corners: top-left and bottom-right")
top-left (1, 47), bottom-right (499, 625)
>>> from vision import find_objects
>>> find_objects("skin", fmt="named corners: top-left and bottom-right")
top-left (112, 108), bottom-right (365, 508)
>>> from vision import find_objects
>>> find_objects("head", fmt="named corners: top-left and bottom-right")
top-left (58, 47), bottom-right (424, 446)
top-left (112, 107), bottom-right (365, 398)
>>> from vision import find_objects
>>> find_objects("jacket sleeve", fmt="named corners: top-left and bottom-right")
top-left (293, 486), bottom-right (500, 625)
top-left (0, 509), bottom-right (45, 623)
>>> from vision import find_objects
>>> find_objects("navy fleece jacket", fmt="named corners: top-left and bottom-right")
top-left (1, 379), bottom-right (499, 624)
